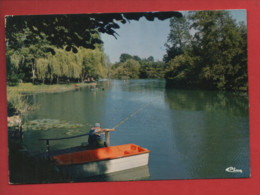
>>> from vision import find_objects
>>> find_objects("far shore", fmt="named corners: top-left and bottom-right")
top-left (7, 82), bottom-right (97, 94)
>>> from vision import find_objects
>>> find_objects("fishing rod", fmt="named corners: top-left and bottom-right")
top-left (38, 101), bottom-right (153, 159)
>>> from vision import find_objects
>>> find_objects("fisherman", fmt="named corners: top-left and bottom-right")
top-left (88, 123), bottom-right (115, 148)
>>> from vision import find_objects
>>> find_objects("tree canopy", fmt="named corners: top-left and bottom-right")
top-left (110, 53), bottom-right (166, 79)
top-left (6, 12), bottom-right (182, 53)
top-left (164, 11), bottom-right (248, 91)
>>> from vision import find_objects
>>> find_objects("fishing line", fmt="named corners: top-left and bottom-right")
top-left (112, 101), bottom-right (153, 129)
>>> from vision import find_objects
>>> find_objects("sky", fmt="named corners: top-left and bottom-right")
top-left (101, 10), bottom-right (247, 63)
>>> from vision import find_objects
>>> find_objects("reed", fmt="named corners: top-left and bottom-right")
top-left (7, 89), bottom-right (30, 115)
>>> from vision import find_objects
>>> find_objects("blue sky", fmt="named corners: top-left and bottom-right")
top-left (101, 10), bottom-right (247, 63)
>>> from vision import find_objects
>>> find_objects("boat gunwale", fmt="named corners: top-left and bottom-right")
top-left (52, 144), bottom-right (150, 166)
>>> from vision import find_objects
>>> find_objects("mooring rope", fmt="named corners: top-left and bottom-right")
top-left (39, 132), bottom-right (90, 141)
top-left (112, 101), bottom-right (152, 129)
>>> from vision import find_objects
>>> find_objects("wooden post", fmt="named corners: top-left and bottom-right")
top-left (46, 139), bottom-right (50, 159)
top-left (105, 132), bottom-right (110, 146)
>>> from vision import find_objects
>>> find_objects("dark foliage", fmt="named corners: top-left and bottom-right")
top-left (6, 12), bottom-right (182, 53)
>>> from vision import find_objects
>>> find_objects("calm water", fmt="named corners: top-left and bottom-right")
top-left (22, 79), bottom-right (250, 181)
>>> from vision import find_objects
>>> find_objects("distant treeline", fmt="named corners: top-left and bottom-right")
top-left (163, 11), bottom-right (248, 91)
top-left (109, 54), bottom-right (166, 79)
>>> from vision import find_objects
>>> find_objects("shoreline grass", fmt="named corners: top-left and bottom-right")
top-left (7, 82), bottom-right (96, 94)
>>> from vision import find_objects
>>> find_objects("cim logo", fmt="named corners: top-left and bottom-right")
top-left (225, 167), bottom-right (243, 173)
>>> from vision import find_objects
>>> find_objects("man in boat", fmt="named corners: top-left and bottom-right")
top-left (88, 123), bottom-right (115, 148)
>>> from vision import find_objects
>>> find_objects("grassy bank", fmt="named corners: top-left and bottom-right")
top-left (7, 82), bottom-right (96, 94)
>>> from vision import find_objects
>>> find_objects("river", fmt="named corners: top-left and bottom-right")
top-left (21, 79), bottom-right (250, 182)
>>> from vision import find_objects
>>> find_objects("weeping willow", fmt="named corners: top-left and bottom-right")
top-left (7, 46), bottom-right (108, 85)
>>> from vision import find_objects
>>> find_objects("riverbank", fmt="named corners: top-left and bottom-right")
top-left (7, 82), bottom-right (97, 94)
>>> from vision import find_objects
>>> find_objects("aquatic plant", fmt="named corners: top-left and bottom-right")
top-left (22, 119), bottom-right (85, 131)
top-left (7, 89), bottom-right (32, 116)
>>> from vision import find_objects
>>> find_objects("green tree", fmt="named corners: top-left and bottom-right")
top-left (6, 27), bottom-right (55, 84)
top-left (190, 11), bottom-right (248, 90)
top-left (119, 53), bottom-right (133, 63)
top-left (165, 10), bottom-right (248, 91)
top-left (112, 59), bottom-right (140, 79)
top-left (147, 56), bottom-right (154, 62)
top-left (6, 50), bottom-right (25, 86)
top-left (6, 31), bottom-right (107, 85)
top-left (80, 47), bottom-right (107, 81)
top-left (164, 15), bottom-right (191, 62)
top-left (36, 58), bottom-right (49, 84)
top-left (165, 52), bottom-right (197, 88)
top-left (111, 53), bottom-right (167, 79)
top-left (139, 61), bottom-right (166, 78)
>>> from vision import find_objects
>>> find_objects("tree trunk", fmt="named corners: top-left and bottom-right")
top-left (32, 67), bottom-right (35, 84)
top-left (32, 59), bottom-right (36, 84)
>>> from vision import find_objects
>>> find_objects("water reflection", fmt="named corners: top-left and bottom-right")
top-left (75, 165), bottom-right (150, 182)
top-left (165, 89), bottom-right (249, 116)
top-left (164, 89), bottom-right (250, 178)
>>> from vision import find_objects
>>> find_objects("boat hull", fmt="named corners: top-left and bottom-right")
top-left (60, 153), bottom-right (149, 178)
top-left (52, 144), bottom-right (150, 178)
